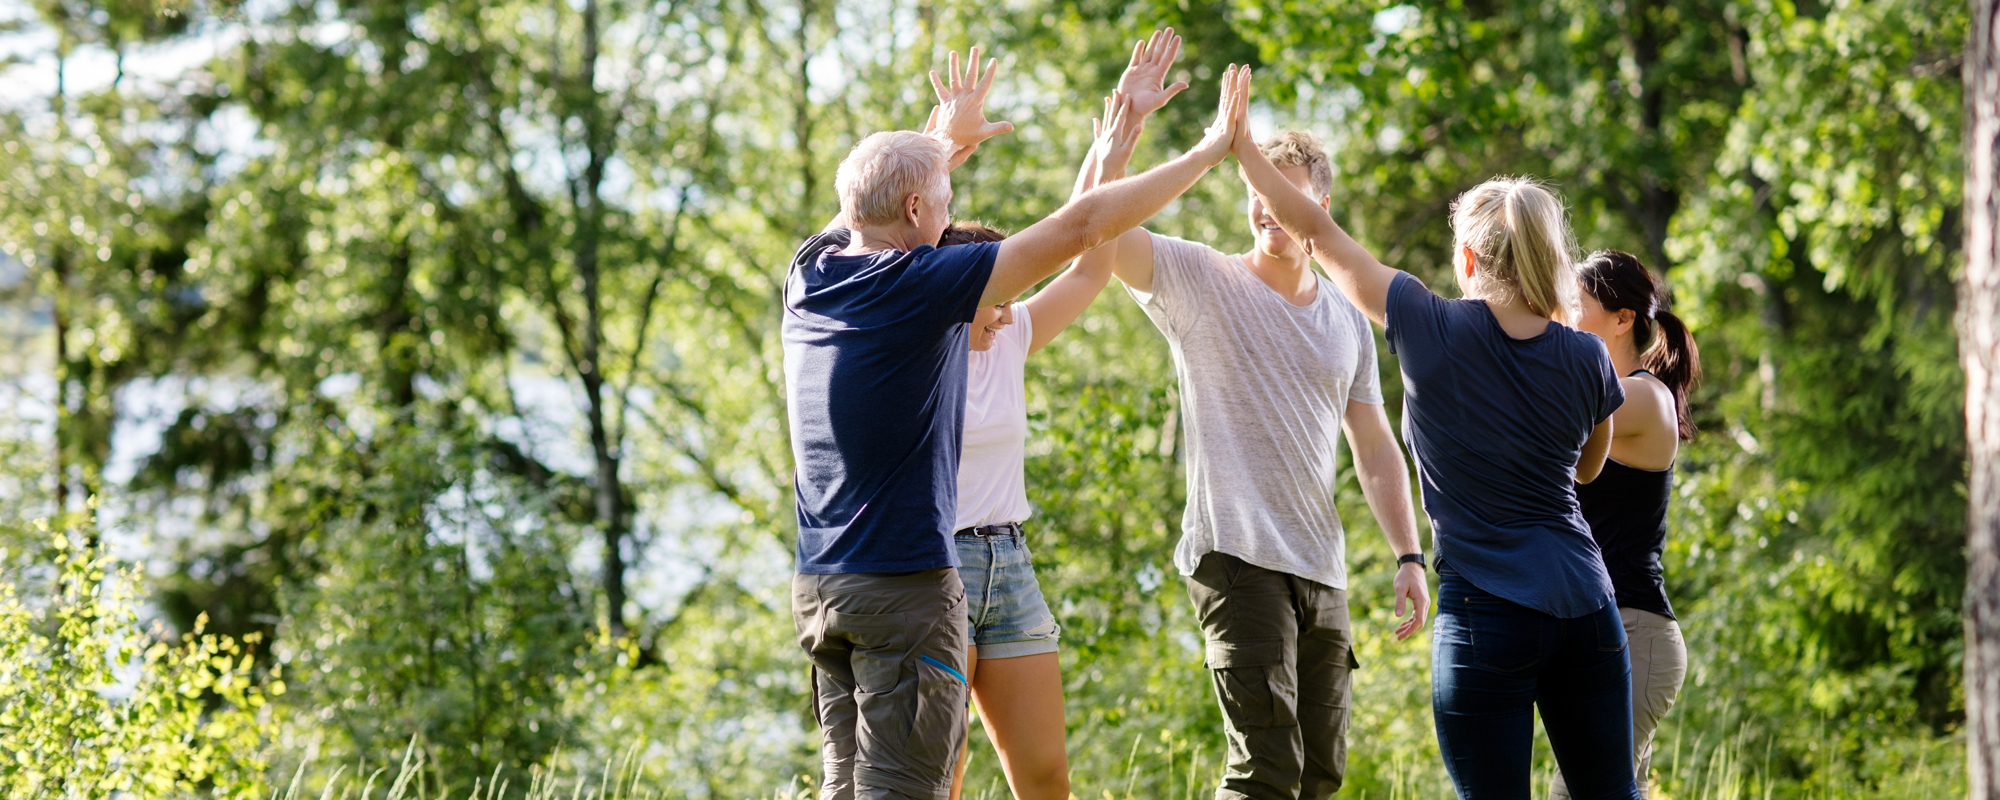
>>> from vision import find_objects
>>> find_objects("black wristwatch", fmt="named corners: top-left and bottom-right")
top-left (1397, 552), bottom-right (1427, 571)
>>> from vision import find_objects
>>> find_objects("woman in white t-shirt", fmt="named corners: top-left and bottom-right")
top-left (941, 90), bottom-right (1151, 800)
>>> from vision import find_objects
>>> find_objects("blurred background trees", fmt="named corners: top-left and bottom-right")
top-left (0, 0), bottom-right (1975, 796)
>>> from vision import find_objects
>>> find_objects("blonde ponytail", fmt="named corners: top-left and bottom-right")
top-left (1450, 177), bottom-right (1580, 323)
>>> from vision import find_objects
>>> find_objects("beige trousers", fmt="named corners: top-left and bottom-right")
top-left (1549, 608), bottom-right (1686, 800)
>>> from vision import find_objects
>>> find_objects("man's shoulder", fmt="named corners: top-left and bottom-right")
top-left (795, 229), bottom-right (853, 264)
top-left (916, 241), bottom-right (998, 268)
top-left (1314, 272), bottom-right (1373, 322)
top-left (1148, 231), bottom-right (1228, 266)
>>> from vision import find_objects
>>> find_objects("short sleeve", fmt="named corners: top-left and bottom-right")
top-left (1383, 271), bottom-right (1443, 358)
top-left (913, 242), bottom-right (1001, 324)
top-left (1591, 341), bottom-right (1626, 424)
top-left (1125, 233), bottom-right (1216, 338)
top-left (1001, 303), bottom-right (1034, 364)
top-left (1348, 303), bottom-right (1385, 405)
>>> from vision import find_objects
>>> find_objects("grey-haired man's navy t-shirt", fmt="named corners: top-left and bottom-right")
top-left (1385, 271), bottom-right (1624, 618)
top-left (782, 229), bottom-right (998, 574)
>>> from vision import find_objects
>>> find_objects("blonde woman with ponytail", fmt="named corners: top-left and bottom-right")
top-left (1225, 68), bottom-right (1642, 799)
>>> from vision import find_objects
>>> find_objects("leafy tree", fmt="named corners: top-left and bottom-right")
top-left (0, 523), bottom-right (272, 799)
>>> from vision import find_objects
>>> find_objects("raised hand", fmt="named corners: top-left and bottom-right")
top-left (1191, 64), bottom-right (1249, 166)
top-left (1090, 91), bottom-right (1145, 187)
top-left (1115, 28), bottom-right (1189, 118)
top-left (927, 46), bottom-right (1015, 155)
top-left (1226, 64), bottom-right (1256, 157)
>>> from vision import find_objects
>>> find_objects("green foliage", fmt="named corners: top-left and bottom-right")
top-left (268, 420), bottom-right (593, 785)
top-left (0, 523), bottom-right (272, 799)
top-left (0, 0), bottom-right (1975, 796)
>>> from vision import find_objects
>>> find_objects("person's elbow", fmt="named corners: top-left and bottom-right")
top-left (1574, 454), bottom-right (1608, 484)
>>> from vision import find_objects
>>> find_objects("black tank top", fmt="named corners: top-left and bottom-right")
top-left (1575, 372), bottom-right (1676, 619)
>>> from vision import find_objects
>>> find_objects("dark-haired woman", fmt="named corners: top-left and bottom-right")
top-left (1552, 250), bottom-right (1702, 800)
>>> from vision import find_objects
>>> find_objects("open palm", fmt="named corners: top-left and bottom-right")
top-left (1115, 28), bottom-right (1189, 117)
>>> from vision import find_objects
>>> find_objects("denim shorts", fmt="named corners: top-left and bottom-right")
top-left (955, 527), bottom-right (1061, 659)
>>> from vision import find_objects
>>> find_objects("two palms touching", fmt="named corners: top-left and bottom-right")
top-left (925, 29), bottom-right (1257, 174)
top-left (920, 38), bottom-right (1433, 639)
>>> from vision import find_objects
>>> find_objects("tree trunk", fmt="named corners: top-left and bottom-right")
top-left (1963, 0), bottom-right (1999, 795)
top-left (576, 0), bottom-right (628, 639)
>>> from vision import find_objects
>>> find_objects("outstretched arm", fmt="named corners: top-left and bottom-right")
top-left (1344, 401), bottom-right (1428, 640)
top-left (1026, 93), bottom-right (1146, 354)
top-left (1092, 28), bottom-right (1187, 295)
top-left (1227, 71), bottom-right (1399, 326)
top-left (982, 64), bottom-right (1248, 307)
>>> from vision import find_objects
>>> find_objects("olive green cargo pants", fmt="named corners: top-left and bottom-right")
top-left (794, 569), bottom-right (970, 800)
top-left (1188, 552), bottom-right (1359, 800)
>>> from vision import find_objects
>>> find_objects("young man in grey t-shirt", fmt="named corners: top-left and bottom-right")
top-left (1098, 129), bottom-right (1430, 800)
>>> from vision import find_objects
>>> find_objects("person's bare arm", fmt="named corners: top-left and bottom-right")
top-left (1107, 227), bottom-right (1157, 293)
top-left (1025, 94), bottom-right (1145, 354)
top-left (982, 64), bottom-right (1247, 306)
top-left (1343, 400), bottom-right (1429, 640)
top-left (1226, 72), bottom-right (1398, 326)
top-left (1084, 28), bottom-right (1186, 296)
top-left (1574, 417), bottom-right (1615, 484)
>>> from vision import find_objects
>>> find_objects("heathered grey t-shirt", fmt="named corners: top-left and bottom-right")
top-left (1128, 233), bottom-right (1384, 589)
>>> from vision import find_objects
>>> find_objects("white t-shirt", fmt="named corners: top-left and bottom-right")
top-left (1129, 233), bottom-right (1384, 589)
top-left (955, 304), bottom-right (1035, 530)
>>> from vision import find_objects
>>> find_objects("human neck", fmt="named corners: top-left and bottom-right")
top-left (1606, 335), bottom-right (1642, 378)
top-left (1241, 244), bottom-right (1316, 305)
top-left (845, 224), bottom-right (925, 255)
top-left (1481, 293), bottom-right (1554, 340)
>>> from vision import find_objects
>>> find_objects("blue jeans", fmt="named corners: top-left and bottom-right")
top-left (955, 527), bottom-right (1061, 659)
top-left (1432, 564), bottom-right (1642, 800)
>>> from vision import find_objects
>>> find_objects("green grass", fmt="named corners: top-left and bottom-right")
top-left (275, 721), bottom-right (1962, 800)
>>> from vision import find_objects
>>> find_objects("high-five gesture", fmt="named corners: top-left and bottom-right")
top-left (1225, 64), bottom-right (1257, 159)
top-left (1191, 64), bottom-right (1250, 166)
top-left (1115, 28), bottom-right (1189, 117)
top-left (926, 46), bottom-right (1015, 164)
top-left (1090, 92), bottom-right (1147, 188)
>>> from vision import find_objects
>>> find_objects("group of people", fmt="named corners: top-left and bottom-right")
top-left (780, 31), bottom-right (1703, 800)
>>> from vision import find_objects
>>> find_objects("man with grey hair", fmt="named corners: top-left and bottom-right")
top-left (1095, 122), bottom-right (1432, 800)
top-left (784, 47), bottom-right (1250, 799)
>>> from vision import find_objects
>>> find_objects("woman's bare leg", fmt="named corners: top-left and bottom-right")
top-left (949, 646), bottom-right (980, 800)
top-left (970, 652), bottom-right (1069, 800)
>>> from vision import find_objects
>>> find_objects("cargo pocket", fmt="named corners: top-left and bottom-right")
top-left (808, 666), bottom-right (823, 727)
top-left (906, 653), bottom-right (969, 769)
top-left (1208, 638), bottom-right (1294, 729)
top-left (834, 611), bottom-right (910, 694)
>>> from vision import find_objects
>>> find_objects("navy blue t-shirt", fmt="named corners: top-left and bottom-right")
top-left (783, 229), bottom-right (999, 574)
top-left (1384, 272), bottom-right (1624, 618)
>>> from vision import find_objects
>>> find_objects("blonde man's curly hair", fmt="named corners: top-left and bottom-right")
top-left (1258, 130), bottom-right (1333, 200)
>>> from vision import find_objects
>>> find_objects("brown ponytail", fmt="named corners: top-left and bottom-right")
top-left (1578, 250), bottom-right (1703, 439)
